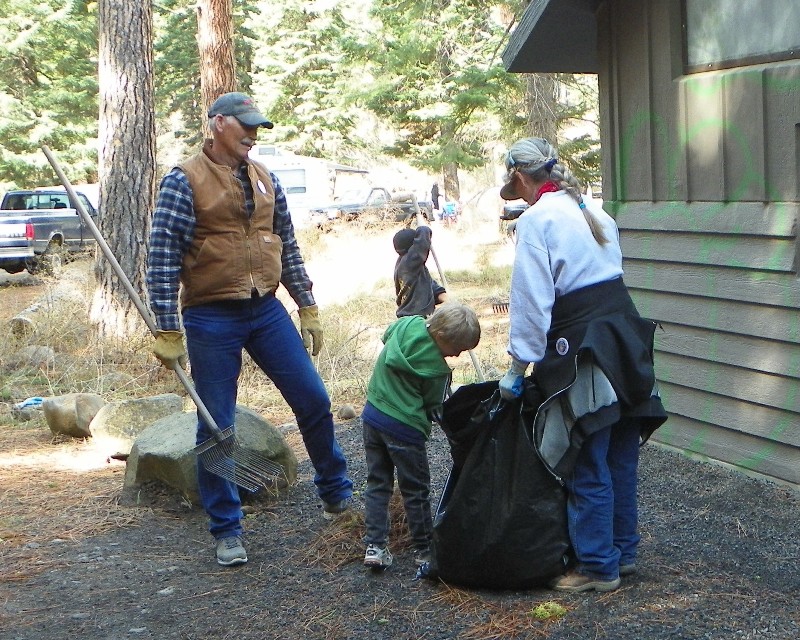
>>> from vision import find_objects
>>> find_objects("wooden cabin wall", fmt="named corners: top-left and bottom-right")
top-left (597, 0), bottom-right (800, 485)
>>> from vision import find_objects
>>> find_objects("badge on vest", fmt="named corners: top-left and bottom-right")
top-left (556, 337), bottom-right (569, 356)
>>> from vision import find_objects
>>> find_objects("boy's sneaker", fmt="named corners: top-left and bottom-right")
top-left (550, 569), bottom-right (620, 593)
top-left (619, 562), bottom-right (637, 576)
top-left (322, 498), bottom-right (350, 520)
top-left (413, 547), bottom-right (431, 566)
top-left (216, 536), bottom-right (247, 566)
top-left (363, 544), bottom-right (393, 569)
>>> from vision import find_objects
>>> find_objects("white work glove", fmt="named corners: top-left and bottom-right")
top-left (498, 357), bottom-right (530, 401)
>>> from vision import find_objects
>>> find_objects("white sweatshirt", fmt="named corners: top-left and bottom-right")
top-left (508, 190), bottom-right (624, 364)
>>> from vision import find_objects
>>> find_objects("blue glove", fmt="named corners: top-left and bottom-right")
top-left (498, 358), bottom-right (529, 401)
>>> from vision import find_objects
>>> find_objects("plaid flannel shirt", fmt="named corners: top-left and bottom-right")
top-left (146, 164), bottom-right (315, 331)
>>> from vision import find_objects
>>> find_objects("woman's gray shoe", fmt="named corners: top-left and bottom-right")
top-left (216, 536), bottom-right (248, 566)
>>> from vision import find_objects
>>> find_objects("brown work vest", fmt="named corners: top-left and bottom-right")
top-left (178, 143), bottom-right (282, 308)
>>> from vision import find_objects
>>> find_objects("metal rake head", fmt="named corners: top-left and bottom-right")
top-left (194, 426), bottom-right (287, 493)
top-left (491, 298), bottom-right (509, 314)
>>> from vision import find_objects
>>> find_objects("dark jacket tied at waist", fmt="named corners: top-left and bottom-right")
top-left (528, 277), bottom-right (668, 480)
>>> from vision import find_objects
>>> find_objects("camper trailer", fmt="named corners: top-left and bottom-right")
top-left (248, 145), bottom-right (368, 228)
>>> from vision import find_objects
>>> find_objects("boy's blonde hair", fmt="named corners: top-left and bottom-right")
top-left (426, 302), bottom-right (481, 352)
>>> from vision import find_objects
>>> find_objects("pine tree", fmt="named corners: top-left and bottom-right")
top-left (0, 0), bottom-right (99, 189)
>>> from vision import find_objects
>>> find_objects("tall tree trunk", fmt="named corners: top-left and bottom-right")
top-left (95, 0), bottom-right (156, 338)
top-left (196, 0), bottom-right (237, 138)
top-left (524, 73), bottom-right (559, 142)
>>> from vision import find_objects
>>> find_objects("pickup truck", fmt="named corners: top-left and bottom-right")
top-left (308, 187), bottom-right (434, 226)
top-left (0, 189), bottom-right (99, 275)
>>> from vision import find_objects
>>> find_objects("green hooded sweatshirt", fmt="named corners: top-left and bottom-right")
top-left (366, 315), bottom-right (452, 439)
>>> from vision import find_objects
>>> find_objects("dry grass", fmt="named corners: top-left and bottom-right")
top-left (301, 492), bottom-right (413, 571)
top-left (429, 585), bottom-right (569, 639)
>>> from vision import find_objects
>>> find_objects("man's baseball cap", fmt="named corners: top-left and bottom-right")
top-left (207, 92), bottom-right (274, 129)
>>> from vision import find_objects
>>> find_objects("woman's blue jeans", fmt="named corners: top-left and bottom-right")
top-left (564, 420), bottom-right (640, 580)
top-left (183, 294), bottom-right (352, 539)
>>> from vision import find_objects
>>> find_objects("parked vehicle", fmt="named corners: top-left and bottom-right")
top-left (0, 189), bottom-right (99, 275)
top-left (499, 200), bottom-right (527, 241)
top-left (248, 145), bottom-right (368, 229)
top-left (309, 187), bottom-right (434, 226)
top-left (500, 200), bottom-right (527, 222)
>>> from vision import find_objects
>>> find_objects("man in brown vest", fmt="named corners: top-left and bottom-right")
top-left (146, 92), bottom-right (353, 566)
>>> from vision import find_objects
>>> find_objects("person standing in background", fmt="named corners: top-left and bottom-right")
top-left (431, 182), bottom-right (441, 218)
top-left (393, 226), bottom-right (448, 318)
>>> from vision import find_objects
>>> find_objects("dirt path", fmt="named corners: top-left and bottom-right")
top-left (307, 218), bottom-right (514, 308)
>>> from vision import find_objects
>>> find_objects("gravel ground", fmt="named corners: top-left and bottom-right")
top-left (4, 219), bottom-right (796, 639)
top-left (2, 414), bottom-right (799, 640)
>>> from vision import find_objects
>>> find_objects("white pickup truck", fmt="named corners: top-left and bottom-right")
top-left (0, 188), bottom-right (99, 275)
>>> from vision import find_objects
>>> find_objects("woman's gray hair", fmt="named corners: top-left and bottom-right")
top-left (505, 137), bottom-right (608, 245)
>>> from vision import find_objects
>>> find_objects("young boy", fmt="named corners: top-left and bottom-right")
top-left (361, 302), bottom-right (481, 569)
top-left (393, 225), bottom-right (448, 318)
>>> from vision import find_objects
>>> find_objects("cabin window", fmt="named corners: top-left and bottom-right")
top-left (684, 0), bottom-right (800, 72)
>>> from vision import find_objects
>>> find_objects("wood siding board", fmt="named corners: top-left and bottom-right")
top-left (657, 351), bottom-right (799, 413)
top-left (616, 0), bottom-right (653, 201)
top-left (653, 321), bottom-right (800, 378)
top-left (620, 232), bottom-right (795, 272)
top-left (624, 261), bottom-right (800, 309)
top-left (628, 290), bottom-right (800, 343)
top-left (657, 382), bottom-right (800, 448)
top-left (597, 1), bottom-right (618, 205)
top-left (722, 69), bottom-right (767, 202)
top-left (683, 75), bottom-right (726, 200)
top-left (763, 64), bottom-right (800, 201)
top-left (649, 1), bottom-right (684, 201)
top-left (645, 2), bottom-right (656, 198)
top-left (680, 79), bottom-right (691, 203)
top-left (651, 415), bottom-right (800, 485)
top-left (615, 202), bottom-right (797, 236)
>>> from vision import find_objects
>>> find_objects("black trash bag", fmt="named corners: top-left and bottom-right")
top-left (423, 383), bottom-right (570, 590)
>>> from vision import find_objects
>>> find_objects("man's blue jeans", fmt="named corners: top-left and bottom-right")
top-left (183, 294), bottom-right (352, 539)
top-left (564, 421), bottom-right (640, 580)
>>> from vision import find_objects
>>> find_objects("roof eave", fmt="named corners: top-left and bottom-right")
top-left (502, 0), bottom-right (601, 74)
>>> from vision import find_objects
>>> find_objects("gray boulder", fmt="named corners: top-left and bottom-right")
top-left (123, 405), bottom-right (298, 506)
top-left (6, 345), bottom-right (56, 371)
top-left (89, 393), bottom-right (184, 456)
top-left (43, 393), bottom-right (106, 438)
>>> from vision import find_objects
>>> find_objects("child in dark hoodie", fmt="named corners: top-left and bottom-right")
top-left (393, 226), bottom-right (448, 317)
top-left (361, 302), bottom-right (481, 569)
